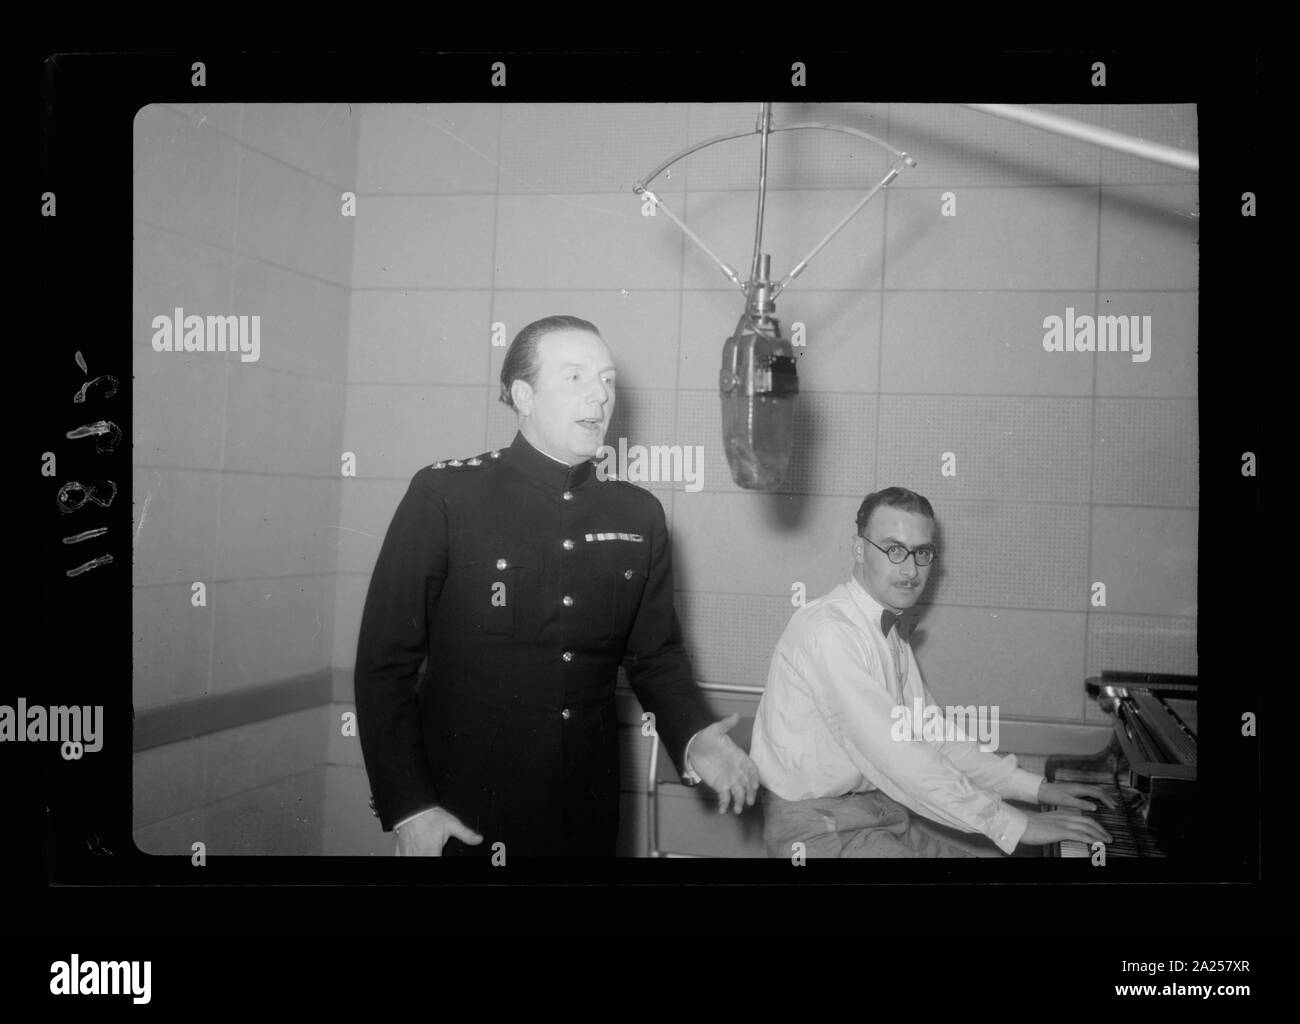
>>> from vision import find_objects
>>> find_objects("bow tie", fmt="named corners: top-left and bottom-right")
top-left (880, 610), bottom-right (905, 637)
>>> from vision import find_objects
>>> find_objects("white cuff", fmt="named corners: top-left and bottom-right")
top-left (682, 730), bottom-right (703, 784)
top-left (989, 803), bottom-right (1030, 854)
top-left (394, 806), bottom-right (438, 832)
top-left (1006, 768), bottom-right (1046, 804)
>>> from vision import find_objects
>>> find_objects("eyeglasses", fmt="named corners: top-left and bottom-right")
top-left (860, 535), bottom-right (937, 567)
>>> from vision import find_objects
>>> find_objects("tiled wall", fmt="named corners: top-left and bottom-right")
top-left (132, 104), bottom-right (359, 851)
top-left (335, 102), bottom-right (1198, 718)
top-left (134, 102), bottom-right (1197, 857)
top-left (332, 102), bottom-right (1196, 855)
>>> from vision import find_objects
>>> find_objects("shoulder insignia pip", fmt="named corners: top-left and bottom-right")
top-left (440, 452), bottom-right (496, 470)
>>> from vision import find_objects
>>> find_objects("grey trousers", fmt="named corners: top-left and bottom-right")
top-left (761, 788), bottom-right (1004, 858)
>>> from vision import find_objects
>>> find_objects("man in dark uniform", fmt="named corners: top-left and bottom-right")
top-left (355, 315), bottom-right (758, 856)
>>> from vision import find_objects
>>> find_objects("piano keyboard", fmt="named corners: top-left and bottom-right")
top-left (1041, 671), bottom-right (1195, 859)
top-left (1048, 765), bottom-right (1167, 859)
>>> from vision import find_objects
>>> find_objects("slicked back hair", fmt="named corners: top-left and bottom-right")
top-left (855, 487), bottom-right (936, 536)
top-left (498, 315), bottom-right (602, 409)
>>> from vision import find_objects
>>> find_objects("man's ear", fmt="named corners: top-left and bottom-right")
top-left (511, 379), bottom-right (533, 415)
top-left (851, 535), bottom-right (864, 564)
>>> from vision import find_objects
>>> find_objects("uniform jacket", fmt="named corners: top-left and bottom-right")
top-left (354, 431), bottom-right (713, 855)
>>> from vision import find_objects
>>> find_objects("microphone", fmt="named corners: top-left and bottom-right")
top-left (719, 255), bottom-right (798, 490)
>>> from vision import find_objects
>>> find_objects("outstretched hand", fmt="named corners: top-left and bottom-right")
top-left (688, 713), bottom-right (761, 814)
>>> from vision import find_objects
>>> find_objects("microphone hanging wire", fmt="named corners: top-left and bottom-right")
top-left (749, 102), bottom-right (773, 285)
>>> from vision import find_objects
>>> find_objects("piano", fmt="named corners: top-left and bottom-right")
top-left (1042, 672), bottom-right (1197, 859)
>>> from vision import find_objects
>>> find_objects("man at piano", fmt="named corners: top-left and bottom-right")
top-left (750, 486), bottom-right (1115, 857)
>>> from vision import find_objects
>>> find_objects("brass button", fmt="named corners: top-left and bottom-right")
top-left (561, 708), bottom-right (571, 720)
top-left (624, 569), bottom-right (634, 580)
top-left (562, 539), bottom-right (574, 551)
top-left (562, 651), bottom-right (573, 662)
top-left (562, 490), bottom-right (573, 501)
top-left (496, 558), bottom-right (507, 570)
top-left (562, 595), bottom-right (573, 607)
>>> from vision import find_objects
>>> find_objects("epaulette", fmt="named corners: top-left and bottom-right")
top-left (431, 448), bottom-right (502, 471)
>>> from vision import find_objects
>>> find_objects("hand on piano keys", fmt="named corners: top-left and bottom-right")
top-left (1037, 780), bottom-right (1118, 814)
top-left (1051, 786), bottom-right (1134, 859)
top-left (1009, 780), bottom-right (1116, 851)
top-left (1043, 767), bottom-right (1167, 858)
top-left (1019, 808), bottom-right (1113, 850)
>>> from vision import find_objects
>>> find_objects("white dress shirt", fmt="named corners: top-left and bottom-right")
top-left (750, 576), bottom-right (1043, 853)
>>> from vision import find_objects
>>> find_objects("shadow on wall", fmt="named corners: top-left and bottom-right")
top-left (766, 396), bottom-right (819, 531)
top-left (605, 386), bottom-right (639, 450)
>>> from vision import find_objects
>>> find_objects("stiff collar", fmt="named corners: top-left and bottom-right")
top-left (508, 431), bottom-right (596, 492)
top-left (846, 575), bottom-right (907, 638)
